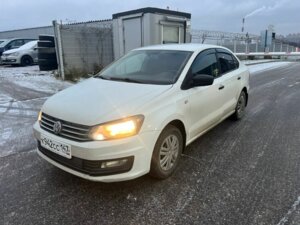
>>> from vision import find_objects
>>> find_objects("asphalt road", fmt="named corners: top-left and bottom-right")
top-left (1, 63), bottom-right (300, 225)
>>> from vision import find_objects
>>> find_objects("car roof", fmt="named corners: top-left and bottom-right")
top-left (134, 43), bottom-right (228, 52)
top-left (11, 38), bottom-right (35, 40)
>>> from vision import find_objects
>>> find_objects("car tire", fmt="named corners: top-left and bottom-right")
top-left (150, 125), bottom-right (183, 179)
top-left (231, 91), bottom-right (247, 120)
top-left (21, 56), bottom-right (33, 66)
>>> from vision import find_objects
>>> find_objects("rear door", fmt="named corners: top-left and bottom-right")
top-left (216, 49), bottom-right (241, 116)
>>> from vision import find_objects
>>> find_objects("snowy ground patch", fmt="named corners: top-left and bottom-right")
top-left (241, 59), bottom-right (277, 65)
top-left (0, 65), bottom-right (72, 157)
top-left (0, 93), bottom-right (12, 104)
top-left (247, 61), bottom-right (292, 74)
top-left (0, 65), bottom-right (72, 93)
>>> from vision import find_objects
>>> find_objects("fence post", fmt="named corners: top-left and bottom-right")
top-left (280, 42), bottom-right (283, 52)
top-left (255, 40), bottom-right (258, 52)
top-left (233, 39), bottom-right (236, 53)
top-left (53, 20), bottom-right (65, 80)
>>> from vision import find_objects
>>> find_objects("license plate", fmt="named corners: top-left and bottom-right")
top-left (40, 135), bottom-right (71, 159)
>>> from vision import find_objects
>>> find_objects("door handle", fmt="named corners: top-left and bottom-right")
top-left (218, 85), bottom-right (225, 90)
top-left (237, 76), bottom-right (241, 80)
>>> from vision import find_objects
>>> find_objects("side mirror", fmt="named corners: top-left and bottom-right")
top-left (191, 74), bottom-right (214, 87)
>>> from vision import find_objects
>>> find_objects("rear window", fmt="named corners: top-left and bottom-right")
top-left (217, 52), bottom-right (238, 74)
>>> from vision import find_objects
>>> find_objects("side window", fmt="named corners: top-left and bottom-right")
top-left (7, 40), bottom-right (24, 50)
top-left (233, 55), bottom-right (239, 69)
top-left (24, 39), bottom-right (32, 44)
top-left (217, 52), bottom-right (237, 74)
top-left (191, 51), bottom-right (219, 78)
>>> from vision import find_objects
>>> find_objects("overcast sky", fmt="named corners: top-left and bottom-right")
top-left (0, 0), bottom-right (299, 35)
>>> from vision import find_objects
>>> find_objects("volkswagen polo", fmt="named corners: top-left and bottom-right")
top-left (33, 44), bottom-right (250, 182)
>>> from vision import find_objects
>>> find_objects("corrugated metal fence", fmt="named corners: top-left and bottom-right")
top-left (54, 20), bottom-right (113, 80)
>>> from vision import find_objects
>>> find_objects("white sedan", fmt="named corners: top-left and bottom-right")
top-left (33, 44), bottom-right (250, 182)
top-left (1, 40), bottom-right (38, 66)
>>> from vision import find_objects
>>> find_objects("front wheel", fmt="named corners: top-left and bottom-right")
top-left (231, 91), bottom-right (247, 120)
top-left (150, 125), bottom-right (183, 179)
top-left (21, 56), bottom-right (33, 66)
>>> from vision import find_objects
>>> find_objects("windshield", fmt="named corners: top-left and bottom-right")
top-left (0, 40), bottom-right (9, 47)
top-left (18, 40), bottom-right (37, 50)
top-left (97, 50), bottom-right (192, 85)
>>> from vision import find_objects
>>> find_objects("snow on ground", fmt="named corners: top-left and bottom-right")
top-left (0, 65), bottom-right (73, 157)
top-left (241, 59), bottom-right (277, 65)
top-left (246, 61), bottom-right (292, 74)
top-left (0, 65), bottom-right (72, 94)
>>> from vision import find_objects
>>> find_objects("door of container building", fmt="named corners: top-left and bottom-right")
top-left (123, 17), bottom-right (142, 54)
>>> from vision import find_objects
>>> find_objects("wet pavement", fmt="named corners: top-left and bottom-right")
top-left (1, 63), bottom-right (300, 225)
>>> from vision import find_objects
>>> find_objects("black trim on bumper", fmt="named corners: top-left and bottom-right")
top-left (2, 59), bottom-right (17, 63)
top-left (37, 141), bottom-right (134, 176)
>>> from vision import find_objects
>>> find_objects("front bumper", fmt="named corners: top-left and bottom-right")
top-left (1, 56), bottom-right (20, 64)
top-left (33, 122), bottom-right (160, 182)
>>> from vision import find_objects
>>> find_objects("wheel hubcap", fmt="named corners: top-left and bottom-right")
top-left (159, 135), bottom-right (179, 171)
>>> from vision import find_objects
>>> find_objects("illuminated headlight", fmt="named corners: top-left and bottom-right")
top-left (89, 115), bottom-right (144, 141)
top-left (38, 111), bottom-right (42, 122)
top-left (11, 52), bottom-right (19, 57)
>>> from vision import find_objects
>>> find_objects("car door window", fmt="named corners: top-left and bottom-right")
top-left (217, 52), bottom-right (238, 74)
top-left (7, 40), bottom-right (24, 50)
top-left (192, 50), bottom-right (219, 78)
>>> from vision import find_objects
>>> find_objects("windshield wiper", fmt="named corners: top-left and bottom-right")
top-left (94, 75), bottom-right (111, 80)
top-left (94, 76), bottom-right (142, 83)
top-left (109, 77), bottom-right (142, 83)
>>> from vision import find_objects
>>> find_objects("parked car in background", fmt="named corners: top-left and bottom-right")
top-left (0, 39), bottom-right (7, 45)
top-left (33, 44), bottom-right (250, 182)
top-left (1, 40), bottom-right (38, 66)
top-left (0, 38), bottom-right (36, 57)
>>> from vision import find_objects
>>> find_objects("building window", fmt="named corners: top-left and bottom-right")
top-left (162, 25), bottom-right (180, 44)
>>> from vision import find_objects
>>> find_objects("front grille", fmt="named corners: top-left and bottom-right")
top-left (40, 113), bottom-right (91, 142)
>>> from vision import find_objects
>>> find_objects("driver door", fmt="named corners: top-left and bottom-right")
top-left (185, 49), bottom-right (224, 139)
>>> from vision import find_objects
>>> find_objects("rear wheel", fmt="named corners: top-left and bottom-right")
top-left (150, 125), bottom-right (183, 179)
top-left (21, 56), bottom-right (33, 66)
top-left (232, 91), bottom-right (247, 120)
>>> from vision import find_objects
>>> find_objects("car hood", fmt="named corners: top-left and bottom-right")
top-left (3, 49), bottom-right (19, 54)
top-left (42, 78), bottom-right (172, 126)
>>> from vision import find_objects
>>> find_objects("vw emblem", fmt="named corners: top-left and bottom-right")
top-left (53, 121), bottom-right (62, 134)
